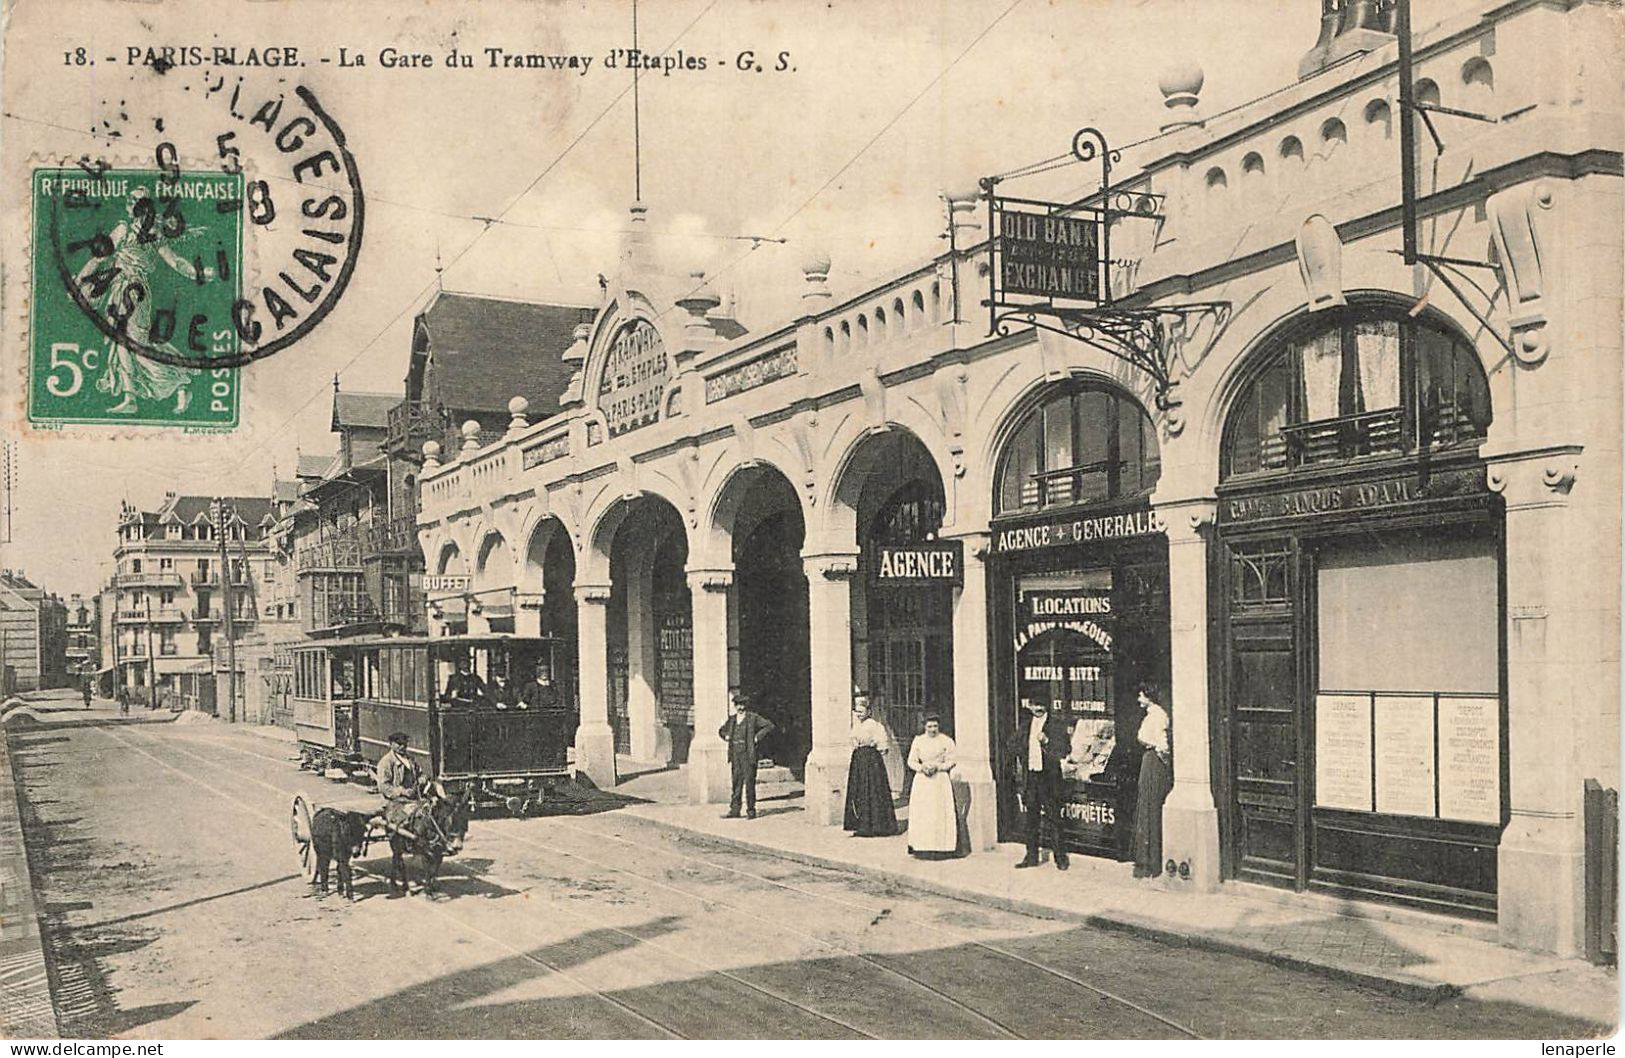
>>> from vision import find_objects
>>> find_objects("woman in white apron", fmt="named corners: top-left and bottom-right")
top-left (906, 714), bottom-right (958, 857)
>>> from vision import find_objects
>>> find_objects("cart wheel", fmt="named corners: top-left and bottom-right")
top-left (291, 795), bottom-right (313, 844)
top-left (298, 837), bottom-right (318, 882)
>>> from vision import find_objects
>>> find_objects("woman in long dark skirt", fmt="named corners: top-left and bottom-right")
top-left (1132, 682), bottom-right (1173, 878)
top-left (843, 691), bottom-right (897, 837)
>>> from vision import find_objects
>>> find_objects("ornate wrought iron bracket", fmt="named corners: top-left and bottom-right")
top-left (990, 302), bottom-right (1229, 412)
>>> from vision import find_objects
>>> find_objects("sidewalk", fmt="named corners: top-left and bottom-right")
top-left (1, 699), bottom-right (178, 730)
top-left (0, 726), bottom-right (59, 1038)
top-left (616, 792), bottom-right (1618, 1028)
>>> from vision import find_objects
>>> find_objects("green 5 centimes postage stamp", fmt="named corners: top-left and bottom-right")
top-left (30, 168), bottom-right (243, 427)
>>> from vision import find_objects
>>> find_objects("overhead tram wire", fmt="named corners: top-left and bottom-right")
top-left (648, 0), bottom-right (1028, 332)
top-left (226, 0), bottom-right (722, 474)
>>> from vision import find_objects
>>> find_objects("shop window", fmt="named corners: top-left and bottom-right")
top-left (996, 385), bottom-right (1160, 515)
top-left (1222, 308), bottom-right (1489, 480)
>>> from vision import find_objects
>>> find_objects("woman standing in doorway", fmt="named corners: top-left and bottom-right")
top-left (843, 690), bottom-right (897, 837)
top-left (906, 714), bottom-right (958, 857)
top-left (1132, 682), bottom-right (1173, 878)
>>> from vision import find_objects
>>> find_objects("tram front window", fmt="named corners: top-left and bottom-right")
top-left (331, 655), bottom-right (357, 699)
top-left (440, 650), bottom-right (489, 708)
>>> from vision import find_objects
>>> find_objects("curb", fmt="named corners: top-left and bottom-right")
top-left (9, 714), bottom-right (179, 732)
top-left (0, 727), bottom-right (61, 1039)
top-left (622, 810), bottom-right (1459, 1004)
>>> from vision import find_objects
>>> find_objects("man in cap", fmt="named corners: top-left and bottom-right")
top-left (718, 690), bottom-right (775, 819)
top-left (376, 731), bottom-right (422, 831)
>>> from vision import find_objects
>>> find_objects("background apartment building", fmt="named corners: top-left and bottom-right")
top-left (0, 570), bottom-right (68, 694)
top-left (112, 493), bottom-right (273, 711)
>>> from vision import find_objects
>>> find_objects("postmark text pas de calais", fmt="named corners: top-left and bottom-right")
top-left (30, 168), bottom-right (243, 427)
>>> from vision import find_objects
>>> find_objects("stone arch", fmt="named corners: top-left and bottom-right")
top-left (695, 454), bottom-right (808, 567)
top-left (818, 413), bottom-right (957, 542)
top-left (474, 529), bottom-right (513, 590)
top-left (1193, 289), bottom-right (1502, 482)
top-left (434, 539), bottom-right (467, 576)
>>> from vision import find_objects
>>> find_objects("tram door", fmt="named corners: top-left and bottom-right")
top-left (1222, 539), bottom-right (1307, 889)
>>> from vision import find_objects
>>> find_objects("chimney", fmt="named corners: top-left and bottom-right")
top-left (1299, 0), bottom-right (1395, 80)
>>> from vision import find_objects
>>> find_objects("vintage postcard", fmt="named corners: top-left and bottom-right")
top-left (0, 0), bottom-right (1618, 1046)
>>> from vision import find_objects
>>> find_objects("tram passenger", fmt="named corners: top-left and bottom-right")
top-left (490, 670), bottom-right (517, 710)
top-left (442, 656), bottom-right (487, 709)
top-left (518, 661), bottom-right (558, 711)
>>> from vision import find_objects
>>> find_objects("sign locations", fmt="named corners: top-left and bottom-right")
top-left (599, 319), bottom-right (669, 437)
top-left (997, 205), bottom-right (1100, 301)
top-left (423, 575), bottom-right (470, 594)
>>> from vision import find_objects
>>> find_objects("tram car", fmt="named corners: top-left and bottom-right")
top-left (291, 634), bottom-right (578, 814)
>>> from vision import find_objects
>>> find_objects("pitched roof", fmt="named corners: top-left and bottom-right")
top-left (331, 390), bottom-right (398, 431)
top-left (272, 479), bottom-right (300, 503)
top-left (296, 453), bottom-right (332, 479)
top-left (411, 292), bottom-right (595, 417)
top-left (164, 495), bottom-right (275, 535)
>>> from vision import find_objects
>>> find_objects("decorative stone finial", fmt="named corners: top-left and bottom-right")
top-left (1158, 60), bottom-right (1204, 132)
top-left (801, 249), bottom-right (832, 301)
top-left (676, 271), bottom-right (723, 340)
top-left (507, 396), bottom-right (530, 434)
top-left (563, 322), bottom-right (590, 365)
top-left (460, 420), bottom-right (482, 456)
top-left (944, 186), bottom-right (982, 243)
top-left (422, 440), bottom-right (442, 471)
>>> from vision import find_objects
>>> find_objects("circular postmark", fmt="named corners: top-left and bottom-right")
top-left (44, 78), bottom-right (364, 371)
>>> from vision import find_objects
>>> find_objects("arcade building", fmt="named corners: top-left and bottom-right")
top-left (416, 0), bottom-right (1620, 956)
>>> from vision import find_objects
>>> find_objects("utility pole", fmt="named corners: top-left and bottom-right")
top-left (143, 594), bottom-right (157, 708)
top-left (214, 499), bottom-right (238, 723)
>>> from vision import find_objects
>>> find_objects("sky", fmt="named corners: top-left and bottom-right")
top-left (0, 0), bottom-right (1484, 598)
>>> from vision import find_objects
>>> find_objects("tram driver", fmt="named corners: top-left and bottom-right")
top-left (442, 655), bottom-right (488, 709)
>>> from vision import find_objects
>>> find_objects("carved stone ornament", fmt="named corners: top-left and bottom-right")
top-left (1487, 182), bottom-right (1554, 366)
top-left (933, 366), bottom-right (969, 478)
top-left (807, 553), bottom-right (859, 579)
top-left (1296, 214), bottom-right (1347, 312)
top-left (575, 584), bottom-right (613, 605)
top-left (688, 568), bottom-right (734, 592)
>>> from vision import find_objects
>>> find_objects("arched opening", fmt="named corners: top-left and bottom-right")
top-left (522, 518), bottom-right (579, 739)
top-left (834, 429), bottom-right (953, 797)
top-left (598, 496), bottom-right (691, 766)
top-left (430, 542), bottom-right (469, 635)
top-left (473, 531), bottom-right (514, 634)
top-left (1279, 135), bottom-right (1306, 170)
top-left (988, 381), bottom-right (1168, 862)
top-left (1319, 117), bottom-right (1348, 155)
top-left (1363, 98), bottom-right (1392, 141)
top-left (1213, 301), bottom-right (1502, 917)
top-left (724, 467), bottom-right (810, 773)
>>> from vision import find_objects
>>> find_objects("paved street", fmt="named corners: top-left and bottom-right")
top-left (8, 720), bottom-right (1610, 1040)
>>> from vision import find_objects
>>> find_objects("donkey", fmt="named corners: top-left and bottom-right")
top-left (310, 807), bottom-right (372, 900)
top-left (385, 783), bottom-right (471, 896)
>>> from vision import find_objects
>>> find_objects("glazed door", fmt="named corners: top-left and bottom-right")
top-left (1223, 540), bottom-right (1307, 889)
